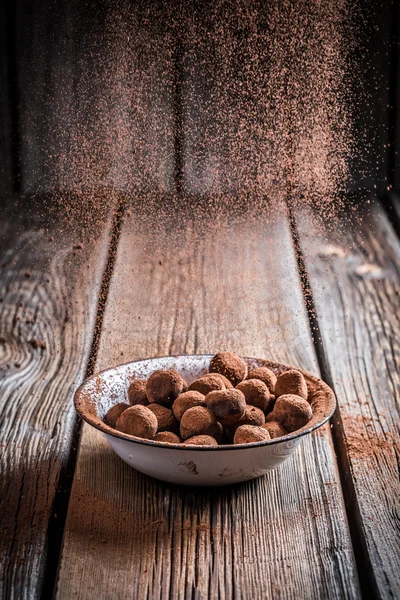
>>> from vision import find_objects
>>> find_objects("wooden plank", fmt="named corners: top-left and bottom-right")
top-left (0, 192), bottom-right (114, 599)
top-left (296, 195), bottom-right (400, 598)
top-left (15, 0), bottom-right (174, 194)
top-left (56, 200), bottom-right (360, 599)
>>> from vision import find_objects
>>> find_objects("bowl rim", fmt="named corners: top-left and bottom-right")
top-left (74, 354), bottom-right (336, 451)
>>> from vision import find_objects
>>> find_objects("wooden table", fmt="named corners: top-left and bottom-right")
top-left (0, 190), bottom-right (399, 600)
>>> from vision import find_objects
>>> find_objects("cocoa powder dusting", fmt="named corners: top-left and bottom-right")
top-left (341, 412), bottom-right (399, 459)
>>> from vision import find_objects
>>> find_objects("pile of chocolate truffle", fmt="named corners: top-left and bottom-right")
top-left (103, 352), bottom-right (313, 446)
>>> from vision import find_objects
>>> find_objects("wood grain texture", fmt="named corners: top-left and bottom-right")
top-left (57, 201), bottom-right (360, 599)
top-left (296, 195), bottom-right (400, 598)
top-left (0, 193), bottom-right (113, 600)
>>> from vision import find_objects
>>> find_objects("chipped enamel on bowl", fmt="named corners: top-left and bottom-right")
top-left (74, 355), bottom-right (336, 486)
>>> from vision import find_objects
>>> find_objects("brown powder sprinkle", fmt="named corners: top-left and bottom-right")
top-left (28, 338), bottom-right (47, 350)
top-left (341, 412), bottom-right (399, 459)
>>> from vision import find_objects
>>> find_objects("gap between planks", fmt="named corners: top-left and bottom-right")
top-left (295, 193), bottom-right (400, 599)
top-left (0, 191), bottom-right (118, 600)
top-left (40, 195), bottom-right (127, 600)
top-left (286, 197), bottom-right (379, 600)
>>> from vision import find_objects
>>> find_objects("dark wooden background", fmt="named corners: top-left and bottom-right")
top-left (0, 0), bottom-right (399, 199)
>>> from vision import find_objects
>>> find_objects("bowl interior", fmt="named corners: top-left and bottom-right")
top-left (74, 355), bottom-right (336, 450)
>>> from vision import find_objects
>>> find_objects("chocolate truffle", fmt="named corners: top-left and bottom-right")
top-left (225, 405), bottom-right (265, 440)
top-left (188, 373), bottom-right (232, 395)
top-left (263, 421), bottom-right (287, 439)
top-left (146, 369), bottom-right (187, 407)
top-left (265, 411), bottom-right (276, 423)
top-left (127, 379), bottom-right (148, 406)
top-left (180, 406), bottom-right (220, 440)
top-left (213, 374), bottom-right (234, 389)
top-left (275, 370), bottom-right (308, 400)
top-left (147, 403), bottom-right (178, 433)
top-left (154, 431), bottom-right (181, 444)
top-left (172, 390), bottom-right (205, 421)
top-left (234, 425), bottom-right (271, 444)
top-left (209, 351), bottom-right (247, 386)
top-left (246, 367), bottom-right (277, 394)
top-left (225, 405), bottom-right (265, 441)
top-left (236, 379), bottom-right (272, 413)
top-left (273, 394), bottom-right (312, 432)
top-left (116, 405), bottom-right (157, 439)
top-left (205, 389), bottom-right (246, 425)
top-left (183, 435), bottom-right (218, 446)
top-left (104, 402), bottom-right (129, 429)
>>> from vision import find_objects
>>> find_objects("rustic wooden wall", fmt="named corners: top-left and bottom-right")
top-left (2, 0), bottom-right (175, 196)
top-left (0, 0), bottom-right (398, 197)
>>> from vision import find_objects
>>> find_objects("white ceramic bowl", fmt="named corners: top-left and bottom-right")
top-left (74, 355), bottom-right (336, 486)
